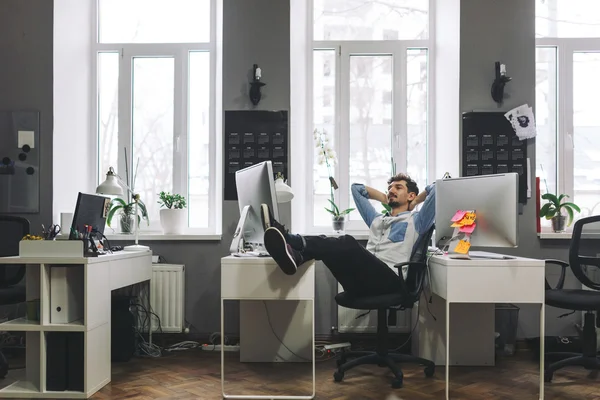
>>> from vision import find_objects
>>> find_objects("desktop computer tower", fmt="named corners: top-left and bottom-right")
top-left (111, 295), bottom-right (137, 362)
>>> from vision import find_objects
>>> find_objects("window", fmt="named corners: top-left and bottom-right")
top-left (310, 1), bottom-right (431, 232)
top-left (535, 0), bottom-right (600, 222)
top-left (95, 0), bottom-right (219, 233)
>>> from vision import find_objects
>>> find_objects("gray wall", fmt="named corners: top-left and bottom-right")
top-left (0, 0), bottom-right (53, 231)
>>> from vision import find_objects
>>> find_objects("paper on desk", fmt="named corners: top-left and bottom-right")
top-left (504, 104), bottom-right (536, 140)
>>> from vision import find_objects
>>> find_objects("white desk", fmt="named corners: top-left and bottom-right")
top-left (413, 251), bottom-right (546, 400)
top-left (220, 256), bottom-right (316, 400)
top-left (0, 251), bottom-right (152, 399)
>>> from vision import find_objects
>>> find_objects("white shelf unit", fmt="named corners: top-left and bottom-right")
top-left (0, 251), bottom-right (152, 399)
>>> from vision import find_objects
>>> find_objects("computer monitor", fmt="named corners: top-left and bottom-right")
top-left (69, 192), bottom-right (111, 240)
top-left (230, 161), bottom-right (280, 254)
top-left (435, 173), bottom-right (519, 249)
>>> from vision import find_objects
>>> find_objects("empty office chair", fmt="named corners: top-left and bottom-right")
top-left (544, 215), bottom-right (600, 382)
top-left (333, 225), bottom-right (436, 389)
top-left (0, 215), bottom-right (29, 378)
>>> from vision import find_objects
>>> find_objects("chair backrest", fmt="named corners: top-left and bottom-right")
top-left (0, 215), bottom-right (30, 287)
top-left (404, 224), bottom-right (435, 295)
top-left (569, 215), bottom-right (600, 291)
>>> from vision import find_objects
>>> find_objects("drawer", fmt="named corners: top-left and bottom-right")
top-left (221, 260), bottom-right (315, 300)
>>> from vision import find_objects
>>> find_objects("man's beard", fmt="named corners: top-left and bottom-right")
top-left (388, 200), bottom-right (401, 208)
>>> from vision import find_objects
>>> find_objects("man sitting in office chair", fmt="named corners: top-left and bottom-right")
top-left (262, 173), bottom-right (435, 297)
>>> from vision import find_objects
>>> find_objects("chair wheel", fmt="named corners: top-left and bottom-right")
top-left (424, 365), bottom-right (435, 377)
top-left (544, 370), bottom-right (553, 383)
top-left (333, 370), bottom-right (344, 382)
top-left (392, 377), bottom-right (403, 388)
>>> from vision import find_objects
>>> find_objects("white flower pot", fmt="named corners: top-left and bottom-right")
top-left (159, 209), bottom-right (187, 234)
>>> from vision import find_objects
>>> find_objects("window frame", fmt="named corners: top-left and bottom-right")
top-left (92, 1), bottom-right (221, 234)
top-left (536, 37), bottom-right (600, 223)
top-left (304, 1), bottom-right (435, 235)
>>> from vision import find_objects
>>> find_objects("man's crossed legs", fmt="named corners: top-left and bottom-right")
top-left (260, 204), bottom-right (400, 297)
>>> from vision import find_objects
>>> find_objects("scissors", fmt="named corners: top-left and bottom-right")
top-left (42, 224), bottom-right (61, 240)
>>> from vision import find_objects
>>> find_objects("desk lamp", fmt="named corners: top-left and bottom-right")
top-left (96, 167), bottom-right (149, 251)
top-left (274, 173), bottom-right (294, 202)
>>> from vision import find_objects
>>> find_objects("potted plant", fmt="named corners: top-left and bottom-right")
top-left (314, 128), bottom-right (355, 233)
top-left (539, 193), bottom-right (580, 232)
top-left (158, 191), bottom-right (187, 234)
top-left (106, 197), bottom-right (149, 234)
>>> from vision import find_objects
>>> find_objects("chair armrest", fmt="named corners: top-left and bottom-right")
top-left (393, 261), bottom-right (427, 271)
top-left (393, 261), bottom-right (427, 299)
top-left (545, 259), bottom-right (569, 290)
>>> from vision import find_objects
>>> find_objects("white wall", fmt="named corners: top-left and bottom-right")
top-left (53, 0), bottom-right (95, 224)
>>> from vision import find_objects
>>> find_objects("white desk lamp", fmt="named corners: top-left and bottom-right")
top-left (96, 167), bottom-right (149, 251)
top-left (274, 175), bottom-right (294, 202)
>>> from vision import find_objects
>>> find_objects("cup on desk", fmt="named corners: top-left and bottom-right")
top-left (26, 299), bottom-right (40, 321)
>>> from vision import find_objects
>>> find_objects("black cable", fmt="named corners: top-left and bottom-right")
top-left (131, 302), bottom-right (163, 334)
top-left (262, 301), bottom-right (313, 362)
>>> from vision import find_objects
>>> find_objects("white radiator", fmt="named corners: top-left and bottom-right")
top-left (143, 264), bottom-right (185, 333)
top-left (337, 283), bottom-right (411, 333)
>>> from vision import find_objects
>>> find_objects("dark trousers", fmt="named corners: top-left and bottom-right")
top-left (301, 235), bottom-right (400, 297)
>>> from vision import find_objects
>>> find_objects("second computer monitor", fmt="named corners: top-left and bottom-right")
top-left (234, 161), bottom-right (280, 251)
top-left (435, 173), bottom-right (519, 248)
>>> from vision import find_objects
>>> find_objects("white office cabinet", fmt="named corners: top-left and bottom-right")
top-left (49, 266), bottom-right (84, 324)
top-left (0, 251), bottom-right (152, 399)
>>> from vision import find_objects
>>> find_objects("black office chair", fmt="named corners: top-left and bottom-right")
top-left (544, 215), bottom-right (600, 382)
top-left (333, 225), bottom-right (436, 389)
top-left (0, 215), bottom-right (29, 378)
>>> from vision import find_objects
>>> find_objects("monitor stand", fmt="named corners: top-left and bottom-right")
top-left (230, 205), bottom-right (250, 254)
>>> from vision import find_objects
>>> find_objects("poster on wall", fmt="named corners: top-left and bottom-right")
top-left (224, 110), bottom-right (288, 201)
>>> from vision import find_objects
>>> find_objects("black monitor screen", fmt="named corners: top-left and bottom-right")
top-left (69, 192), bottom-right (110, 239)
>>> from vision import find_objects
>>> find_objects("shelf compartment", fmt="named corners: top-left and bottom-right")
top-left (0, 331), bottom-right (41, 397)
top-left (42, 320), bottom-right (84, 332)
top-left (0, 318), bottom-right (41, 331)
top-left (43, 332), bottom-right (84, 393)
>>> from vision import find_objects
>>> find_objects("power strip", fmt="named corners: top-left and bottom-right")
top-left (324, 342), bottom-right (351, 351)
top-left (201, 344), bottom-right (240, 352)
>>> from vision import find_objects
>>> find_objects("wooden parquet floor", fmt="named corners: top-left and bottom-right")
top-left (86, 349), bottom-right (600, 400)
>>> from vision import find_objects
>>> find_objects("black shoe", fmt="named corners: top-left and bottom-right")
top-left (264, 227), bottom-right (303, 275)
top-left (261, 204), bottom-right (287, 235)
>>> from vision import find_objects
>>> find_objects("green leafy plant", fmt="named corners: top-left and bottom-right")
top-left (314, 128), bottom-right (355, 218)
top-left (539, 193), bottom-right (581, 226)
top-left (106, 197), bottom-right (149, 228)
top-left (157, 191), bottom-right (187, 209)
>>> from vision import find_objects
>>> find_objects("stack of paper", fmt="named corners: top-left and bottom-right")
top-left (504, 104), bottom-right (536, 140)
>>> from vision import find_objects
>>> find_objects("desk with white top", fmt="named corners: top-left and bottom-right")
top-left (0, 251), bottom-right (152, 399)
top-left (413, 251), bottom-right (546, 400)
top-left (220, 256), bottom-right (316, 400)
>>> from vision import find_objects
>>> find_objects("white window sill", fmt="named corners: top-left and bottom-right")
top-left (537, 231), bottom-right (600, 240)
top-left (104, 232), bottom-right (221, 241)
